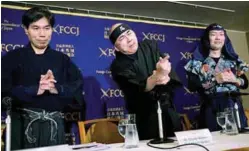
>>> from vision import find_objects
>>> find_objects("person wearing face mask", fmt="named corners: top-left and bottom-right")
top-left (1, 7), bottom-right (84, 149)
top-left (185, 23), bottom-right (249, 131)
top-left (109, 23), bottom-right (183, 140)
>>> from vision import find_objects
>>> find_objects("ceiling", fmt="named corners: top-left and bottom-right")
top-left (3, 1), bottom-right (249, 32)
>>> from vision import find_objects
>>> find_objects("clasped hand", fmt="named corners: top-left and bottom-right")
top-left (153, 55), bottom-right (171, 85)
top-left (215, 69), bottom-right (237, 84)
top-left (37, 69), bottom-right (58, 95)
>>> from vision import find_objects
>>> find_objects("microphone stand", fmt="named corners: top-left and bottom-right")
top-left (235, 107), bottom-right (249, 133)
top-left (234, 102), bottom-right (249, 133)
top-left (149, 91), bottom-right (174, 144)
top-left (234, 103), bottom-right (241, 129)
top-left (5, 111), bottom-right (11, 151)
top-left (3, 97), bottom-right (12, 151)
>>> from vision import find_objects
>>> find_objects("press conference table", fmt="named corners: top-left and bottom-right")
top-left (16, 131), bottom-right (249, 151)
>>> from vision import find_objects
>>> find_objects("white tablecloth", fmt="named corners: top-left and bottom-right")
top-left (16, 131), bottom-right (249, 151)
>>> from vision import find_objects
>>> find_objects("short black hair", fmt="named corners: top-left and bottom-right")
top-left (22, 6), bottom-right (55, 28)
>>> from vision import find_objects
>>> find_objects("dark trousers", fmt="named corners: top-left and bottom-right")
top-left (4, 108), bottom-right (65, 150)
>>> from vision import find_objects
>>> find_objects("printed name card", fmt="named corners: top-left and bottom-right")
top-left (174, 129), bottom-right (213, 145)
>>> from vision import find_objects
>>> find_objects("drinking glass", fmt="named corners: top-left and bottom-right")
top-left (216, 112), bottom-right (226, 133)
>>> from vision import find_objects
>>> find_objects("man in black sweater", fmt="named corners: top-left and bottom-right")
top-left (109, 23), bottom-right (183, 140)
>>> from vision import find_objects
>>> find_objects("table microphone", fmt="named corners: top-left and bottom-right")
top-left (234, 103), bottom-right (249, 133)
top-left (224, 92), bottom-right (249, 134)
top-left (234, 103), bottom-right (241, 129)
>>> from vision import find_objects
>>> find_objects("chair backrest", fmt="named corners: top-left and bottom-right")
top-left (179, 114), bottom-right (192, 130)
top-left (244, 109), bottom-right (249, 126)
top-left (78, 118), bottom-right (124, 144)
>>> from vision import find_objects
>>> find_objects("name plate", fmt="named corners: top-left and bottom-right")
top-left (174, 129), bottom-right (213, 145)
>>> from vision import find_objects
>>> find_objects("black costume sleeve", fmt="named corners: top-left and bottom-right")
top-left (186, 71), bottom-right (203, 93)
top-left (239, 74), bottom-right (248, 89)
top-left (111, 70), bottom-right (154, 112)
top-left (55, 55), bottom-right (84, 102)
top-left (1, 52), bottom-right (39, 102)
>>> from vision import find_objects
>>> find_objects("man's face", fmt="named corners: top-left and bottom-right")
top-left (24, 17), bottom-right (52, 50)
top-left (209, 30), bottom-right (225, 51)
top-left (115, 29), bottom-right (138, 55)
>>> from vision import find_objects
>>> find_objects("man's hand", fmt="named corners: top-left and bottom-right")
top-left (41, 70), bottom-right (54, 80)
top-left (46, 70), bottom-right (58, 94)
top-left (145, 70), bottom-right (171, 92)
top-left (152, 70), bottom-right (170, 85)
top-left (156, 55), bottom-right (171, 76)
top-left (215, 69), bottom-right (238, 84)
top-left (37, 70), bottom-right (58, 95)
top-left (145, 56), bottom-right (172, 92)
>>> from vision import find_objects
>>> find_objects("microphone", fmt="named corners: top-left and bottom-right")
top-left (157, 101), bottom-right (163, 139)
top-left (2, 96), bottom-right (12, 113)
top-left (234, 102), bottom-right (249, 133)
top-left (218, 92), bottom-right (249, 134)
top-left (149, 54), bottom-right (180, 144)
top-left (234, 103), bottom-right (241, 129)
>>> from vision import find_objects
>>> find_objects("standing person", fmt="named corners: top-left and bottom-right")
top-left (1, 6), bottom-right (84, 149)
top-left (109, 23), bottom-right (183, 140)
top-left (185, 23), bottom-right (248, 131)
